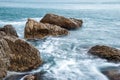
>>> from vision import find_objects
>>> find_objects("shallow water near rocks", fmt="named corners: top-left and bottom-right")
top-left (1, 1), bottom-right (120, 80)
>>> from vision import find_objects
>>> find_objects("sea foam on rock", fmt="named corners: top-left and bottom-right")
top-left (88, 45), bottom-right (120, 63)
top-left (40, 13), bottom-right (83, 30)
top-left (24, 18), bottom-right (68, 39)
top-left (0, 25), bottom-right (42, 79)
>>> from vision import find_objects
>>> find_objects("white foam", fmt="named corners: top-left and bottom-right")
top-left (0, 17), bottom-right (43, 26)
top-left (0, 20), bottom-right (25, 26)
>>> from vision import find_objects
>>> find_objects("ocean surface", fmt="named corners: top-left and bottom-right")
top-left (1, 1), bottom-right (120, 80)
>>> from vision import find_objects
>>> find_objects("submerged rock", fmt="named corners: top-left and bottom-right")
top-left (88, 45), bottom-right (120, 62)
top-left (101, 67), bottom-right (120, 80)
top-left (24, 75), bottom-right (35, 80)
top-left (23, 71), bottom-right (55, 80)
top-left (40, 13), bottom-right (83, 30)
top-left (24, 19), bottom-right (68, 39)
top-left (4, 74), bottom-right (26, 80)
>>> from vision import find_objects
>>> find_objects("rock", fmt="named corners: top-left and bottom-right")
top-left (0, 25), bottom-right (18, 79)
top-left (0, 61), bottom-right (7, 79)
top-left (2, 36), bottom-right (42, 71)
top-left (33, 71), bottom-right (56, 80)
top-left (24, 19), bottom-right (68, 39)
top-left (0, 38), bottom-right (11, 79)
top-left (101, 68), bottom-right (120, 80)
top-left (40, 13), bottom-right (83, 30)
top-left (0, 35), bottom-right (42, 72)
top-left (0, 25), bottom-right (42, 79)
top-left (22, 70), bottom-right (54, 80)
top-left (88, 45), bottom-right (120, 62)
top-left (0, 25), bottom-right (18, 37)
top-left (0, 31), bottom-right (6, 38)
top-left (24, 75), bottom-right (35, 80)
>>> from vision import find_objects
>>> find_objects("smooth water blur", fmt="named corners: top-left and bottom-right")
top-left (1, 1), bottom-right (120, 80)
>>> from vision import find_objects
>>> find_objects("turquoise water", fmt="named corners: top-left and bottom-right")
top-left (1, 1), bottom-right (120, 80)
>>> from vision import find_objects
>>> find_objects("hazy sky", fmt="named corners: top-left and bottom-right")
top-left (0, 0), bottom-right (120, 9)
top-left (0, 0), bottom-right (120, 2)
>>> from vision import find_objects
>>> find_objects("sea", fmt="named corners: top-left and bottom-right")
top-left (0, 0), bottom-right (120, 80)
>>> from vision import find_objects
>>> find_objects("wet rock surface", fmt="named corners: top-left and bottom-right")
top-left (88, 45), bottom-right (120, 62)
top-left (40, 13), bottom-right (83, 30)
top-left (24, 19), bottom-right (68, 39)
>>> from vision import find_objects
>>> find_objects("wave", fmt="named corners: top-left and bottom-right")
top-left (0, 20), bottom-right (25, 26)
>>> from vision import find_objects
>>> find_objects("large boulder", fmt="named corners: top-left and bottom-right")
top-left (0, 25), bottom-right (18, 37)
top-left (40, 13), bottom-right (83, 30)
top-left (0, 25), bottom-right (43, 79)
top-left (3, 36), bottom-right (42, 72)
top-left (24, 19), bottom-right (68, 39)
top-left (88, 45), bottom-right (120, 62)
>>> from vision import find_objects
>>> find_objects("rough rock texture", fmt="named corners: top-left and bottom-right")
top-left (24, 19), bottom-right (68, 39)
top-left (0, 25), bottom-right (42, 79)
top-left (3, 36), bottom-right (42, 72)
top-left (0, 36), bottom-right (42, 77)
top-left (0, 60), bottom-right (7, 79)
top-left (40, 13), bottom-right (83, 30)
top-left (0, 38), bottom-right (10, 79)
top-left (88, 45), bottom-right (120, 62)
top-left (0, 25), bottom-right (18, 37)
top-left (102, 68), bottom-right (120, 80)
